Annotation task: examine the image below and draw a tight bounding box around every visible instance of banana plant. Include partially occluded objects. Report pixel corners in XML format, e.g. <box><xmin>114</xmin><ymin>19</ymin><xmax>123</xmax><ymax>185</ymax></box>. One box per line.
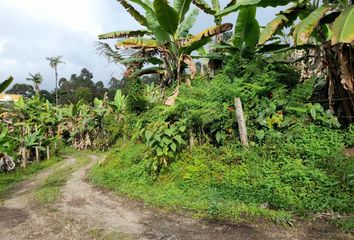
<box><xmin>197</xmin><ymin>0</ymin><xmax>302</xmax><ymax>54</ymax></box>
<box><xmin>109</xmin><ymin>89</ymin><xmax>127</xmax><ymax>116</ymax></box>
<box><xmin>191</xmin><ymin>4</ymin><xmax>261</xmax><ymax>65</ymax></box>
<box><xmin>258</xmin><ymin>0</ymin><xmax>354</xmax><ymax>121</ymax></box>
<box><xmin>98</xmin><ymin>0</ymin><xmax>232</xmax><ymax>90</ymax></box>
<box><xmin>216</xmin><ymin>0</ymin><xmax>300</xmax><ymax>17</ymax></box>
<box><xmin>191</xmin><ymin>0</ymin><xmax>231</xmax><ymax>32</ymax></box>
<box><xmin>190</xmin><ymin>0</ymin><xmax>286</xmax><ymax>66</ymax></box>
<box><xmin>258</xmin><ymin>1</ymin><xmax>353</xmax><ymax>47</ymax></box>
<box><xmin>0</xmin><ymin>125</ymin><xmax>16</xmax><ymax>157</ymax></box>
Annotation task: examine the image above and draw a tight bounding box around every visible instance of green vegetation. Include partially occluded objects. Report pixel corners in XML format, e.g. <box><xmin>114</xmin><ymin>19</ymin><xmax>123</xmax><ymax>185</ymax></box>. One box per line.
<box><xmin>90</xmin><ymin>57</ymin><xmax>353</xmax><ymax>227</ymax></box>
<box><xmin>89</xmin><ymin>228</ymin><xmax>134</xmax><ymax>240</ymax></box>
<box><xmin>34</xmin><ymin>166</ymin><xmax>72</xmax><ymax>204</ymax></box>
<box><xmin>33</xmin><ymin>151</ymin><xmax>93</xmax><ymax>205</ymax></box>
<box><xmin>332</xmin><ymin>216</ymin><xmax>354</xmax><ymax>234</ymax></box>
<box><xmin>0</xmin><ymin>156</ymin><xmax>60</xmax><ymax>202</ymax></box>
<box><xmin>1</xmin><ymin>0</ymin><xmax>353</xmax><ymax>235</ymax></box>
<box><xmin>0</xmin><ymin>76</ymin><xmax>13</xmax><ymax>94</ymax></box>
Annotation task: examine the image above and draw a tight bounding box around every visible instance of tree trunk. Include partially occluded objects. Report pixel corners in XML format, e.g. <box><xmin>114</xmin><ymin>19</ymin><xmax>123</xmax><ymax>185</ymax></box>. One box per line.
<box><xmin>55</xmin><ymin>67</ymin><xmax>58</xmax><ymax>106</ymax></box>
<box><xmin>35</xmin><ymin>83</ymin><xmax>40</xmax><ymax>95</ymax></box>
<box><xmin>324</xmin><ymin>43</ymin><xmax>354</xmax><ymax>123</ymax></box>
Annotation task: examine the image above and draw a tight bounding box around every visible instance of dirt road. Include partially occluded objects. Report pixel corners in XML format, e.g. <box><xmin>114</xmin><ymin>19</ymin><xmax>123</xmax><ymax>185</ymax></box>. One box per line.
<box><xmin>0</xmin><ymin>154</ymin><xmax>349</xmax><ymax>240</ymax></box>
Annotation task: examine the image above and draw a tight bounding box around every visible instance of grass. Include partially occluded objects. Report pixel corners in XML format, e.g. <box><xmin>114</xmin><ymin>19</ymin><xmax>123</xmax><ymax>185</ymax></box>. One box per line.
<box><xmin>89</xmin><ymin>142</ymin><xmax>295</xmax><ymax>225</ymax></box>
<box><xmin>89</xmin><ymin>126</ymin><xmax>353</xmax><ymax>228</ymax></box>
<box><xmin>0</xmin><ymin>147</ymin><xmax>96</xmax><ymax>205</ymax></box>
<box><xmin>33</xmin><ymin>166</ymin><xmax>73</xmax><ymax>204</ymax></box>
<box><xmin>331</xmin><ymin>216</ymin><xmax>354</xmax><ymax>235</ymax></box>
<box><xmin>33</xmin><ymin>150</ymin><xmax>94</xmax><ymax>205</ymax></box>
<box><xmin>0</xmin><ymin>156</ymin><xmax>61</xmax><ymax>203</ymax></box>
<box><xmin>89</xmin><ymin>228</ymin><xmax>135</xmax><ymax>240</ymax></box>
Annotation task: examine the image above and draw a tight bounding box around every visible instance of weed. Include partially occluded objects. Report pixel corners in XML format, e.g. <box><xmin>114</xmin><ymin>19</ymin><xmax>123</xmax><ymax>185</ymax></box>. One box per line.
<box><xmin>34</xmin><ymin>166</ymin><xmax>73</xmax><ymax>204</ymax></box>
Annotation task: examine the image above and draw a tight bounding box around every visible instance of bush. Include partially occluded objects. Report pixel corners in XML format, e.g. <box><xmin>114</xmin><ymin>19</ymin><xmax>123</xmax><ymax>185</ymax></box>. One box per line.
<box><xmin>91</xmin><ymin>121</ymin><xmax>353</xmax><ymax>222</ymax></box>
<box><xmin>90</xmin><ymin>54</ymin><xmax>353</xmax><ymax>224</ymax></box>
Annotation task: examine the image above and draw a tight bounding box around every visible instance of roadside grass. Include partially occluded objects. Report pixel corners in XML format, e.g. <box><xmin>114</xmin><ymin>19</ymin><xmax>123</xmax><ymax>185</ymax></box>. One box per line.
<box><xmin>89</xmin><ymin>133</ymin><xmax>353</xmax><ymax>228</ymax></box>
<box><xmin>0</xmin><ymin>156</ymin><xmax>61</xmax><ymax>203</ymax></box>
<box><xmin>33</xmin><ymin>150</ymin><xmax>98</xmax><ymax>205</ymax></box>
<box><xmin>331</xmin><ymin>216</ymin><xmax>354</xmax><ymax>235</ymax></box>
<box><xmin>89</xmin><ymin>228</ymin><xmax>135</xmax><ymax>240</ymax></box>
<box><xmin>33</xmin><ymin>166</ymin><xmax>73</xmax><ymax>204</ymax></box>
<box><xmin>89</xmin><ymin>142</ymin><xmax>294</xmax><ymax>225</ymax></box>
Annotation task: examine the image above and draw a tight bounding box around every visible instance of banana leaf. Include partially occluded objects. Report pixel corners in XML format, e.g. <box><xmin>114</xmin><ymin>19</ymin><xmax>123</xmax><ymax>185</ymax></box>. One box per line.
<box><xmin>294</xmin><ymin>5</ymin><xmax>332</xmax><ymax>45</ymax></box>
<box><xmin>98</xmin><ymin>30</ymin><xmax>151</xmax><ymax>39</ymax></box>
<box><xmin>0</xmin><ymin>76</ymin><xmax>13</xmax><ymax>94</ymax></box>
<box><xmin>331</xmin><ymin>5</ymin><xmax>354</xmax><ymax>44</ymax></box>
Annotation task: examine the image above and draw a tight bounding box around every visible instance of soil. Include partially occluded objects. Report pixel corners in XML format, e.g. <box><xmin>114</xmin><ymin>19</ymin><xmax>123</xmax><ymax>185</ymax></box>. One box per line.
<box><xmin>343</xmin><ymin>147</ymin><xmax>354</xmax><ymax>157</ymax></box>
<box><xmin>0</xmin><ymin>154</ymin><xmax>351</xmax><ymax>240</ymax></box>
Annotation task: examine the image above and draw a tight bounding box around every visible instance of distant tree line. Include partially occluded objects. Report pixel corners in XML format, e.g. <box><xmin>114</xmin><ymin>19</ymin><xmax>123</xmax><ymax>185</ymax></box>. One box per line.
<box><xmin>6</xmin><ymin>68</ymin><xmax>123</xmax><ymax>104</ymax></box>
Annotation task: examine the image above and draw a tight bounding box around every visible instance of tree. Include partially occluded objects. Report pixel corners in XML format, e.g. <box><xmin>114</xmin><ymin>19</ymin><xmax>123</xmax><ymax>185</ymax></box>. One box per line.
<box><xmin>98</xmin><ymin>0</ymin><xmax>232</xmax><ymax>89</ymax></box>
<box><xmin>39</xmin><ymin>90</ymin><xmax>55</xmax><ymax>103</ymax></box>
<box><xmin>46</xmin><ymin>56</ymin><xmax>65</xmax><ymax>106</ymax></box>
<box><xmin>56</xmin><ymin>68</ymin><xmax>108</xmax><ymax>104</ymax></box>
<box><xmin>190</xmin><ymin>0</ymin><xmax>294</xmax><ymax>74</ymax></box>
<box><xmin>6</xmin><ymin>83</ymin><xmax>34</xmax><ymax>98</ymax></box>
<box><xmin>26</xmin><ymin>73</ymin><xmax>43</xmax><ymax>95</ymax></box>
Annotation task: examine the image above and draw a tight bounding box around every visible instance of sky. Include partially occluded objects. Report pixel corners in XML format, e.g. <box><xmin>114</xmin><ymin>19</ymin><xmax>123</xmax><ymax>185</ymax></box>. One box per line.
<box><xmin>0</xmin><ymin>0</ymin><xmax>284</xmax><ymax>91</ymax></box>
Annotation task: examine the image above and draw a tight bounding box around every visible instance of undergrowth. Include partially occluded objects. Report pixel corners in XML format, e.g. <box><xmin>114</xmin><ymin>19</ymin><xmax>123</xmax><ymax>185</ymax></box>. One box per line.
<box><xmin>90</xmin><ymin>124</ymin><xmax>353</xmax><ymax>225</ymax></box>
<box><xmin>90</xmin><ymin>55</ymin><xmax>354</xmax><ymax>229</ymax></box>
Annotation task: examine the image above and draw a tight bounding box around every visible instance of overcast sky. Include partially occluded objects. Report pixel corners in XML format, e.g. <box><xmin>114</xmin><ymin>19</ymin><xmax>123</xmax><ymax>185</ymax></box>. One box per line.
<box><xmin>0</xmin><ymin>0</ymin><xmax>284</xmax><ymax>91</ymax></box>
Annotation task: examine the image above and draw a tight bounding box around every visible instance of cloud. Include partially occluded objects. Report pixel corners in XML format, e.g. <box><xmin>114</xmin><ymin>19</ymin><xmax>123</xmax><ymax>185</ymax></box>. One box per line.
<box><xmin>0</xmin><ymin>0</ymin><xmax>101</xmax><ymax>36</ymax></box>
<box><xmin>0</xmin><ymin>0</ymin><xmax>140</xmax><ymax>90</ymax></box>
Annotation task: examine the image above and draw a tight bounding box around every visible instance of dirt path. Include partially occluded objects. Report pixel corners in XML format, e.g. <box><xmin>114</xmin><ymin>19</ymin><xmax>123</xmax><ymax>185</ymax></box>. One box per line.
<box><xmin>0</xmin><ymin>154</ymin><xmax>350</xmax><ymax>240</ymax></box>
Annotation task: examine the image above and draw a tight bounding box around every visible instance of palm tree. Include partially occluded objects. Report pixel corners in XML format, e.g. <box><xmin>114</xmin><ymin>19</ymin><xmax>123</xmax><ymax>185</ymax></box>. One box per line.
<box><xmin>26</xmin><ymin>73</ymin><xmax>43</xmax><ymax>95</ymax></box>
<box><xmin>46</xmin><ymin>56</ymin><xmax>65</xmax><ymax>106</ymax></box>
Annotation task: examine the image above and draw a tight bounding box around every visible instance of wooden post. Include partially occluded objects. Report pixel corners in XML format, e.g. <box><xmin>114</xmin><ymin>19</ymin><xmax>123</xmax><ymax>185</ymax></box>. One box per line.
<box><xmin>35</xmin><ymin>147</ymin><xmax>39</xmax><ymax>163</ymax></box>
<box><xmin>46</xmin><ymin>146</ymin><xmax>50</xmax><ymax>160</ymax></box>
<box><xmin>234</xmin><ymin>98</ymin><xmax>248</xmax><ymax>147</ymax></box>
<box><xmin>21</xmin><ymin>148</ymin><xmax>27</xmax><ymax>168</ymax></box>
<box><xmin>21</xmin><ymin>126</ymin><xmax>27</xmax><ymax>168</ymax></box>
<box><xmin>189</xmin><ymin>129</ymin><xmax>194</xmax><ymax>149</ymax></box>
<box><xmin>35</xmin><ymin>125</ymin><xmax>40</xmax><ymax>163</ymax></box>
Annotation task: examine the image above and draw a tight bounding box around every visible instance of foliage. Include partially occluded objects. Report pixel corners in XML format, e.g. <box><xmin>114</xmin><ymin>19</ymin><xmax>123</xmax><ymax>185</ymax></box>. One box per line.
<box><xmin>90</xmin><ymin>122</ymin><xmax>353</xmax><ymax>223</ymax></box>
<box><xmin>89</xmin><ymin>51</ymin><xmax>353</xmax><ymax>226</ymax></box>
<box><xmin>1</xmin><ymin>0</ymin><xmax>353</xmax><ymax>230</ymax></box>
<box><xmin>58</xmin><ymin>68</ymin><xmax>108</xmax><ymax>105</ymax></box>
<box><xmin>142</xmin><ymin>119</ymin><xmax>187</xmax><ymax>175</ymax></box>
<box><xmin>98</xmin><ymin>0</ymin><xmax>232</xmax><ymax>85</ymax></box>
<box><xmin>5</xmin><ymin>83</ymin><xmax>35</xmax><ymax>98</ymax></box>
<box><xmin>258</xmin><ymin>0</ymin><xmax>354</xmax><ymax>120</ymax></box>
<box><xmin>26</xmin><ymin>73</ymin><xmax>43</xmax><ymax>95</ymax></box>
<box><xmin>0</xmin><ymin>76</ymin><xmax>13</xmax><ymax>94</ymax></box>
<box><xmin>0</xmin><ymin>88</ymin><xmax>126</xmax><ymax>172</ymax></box>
